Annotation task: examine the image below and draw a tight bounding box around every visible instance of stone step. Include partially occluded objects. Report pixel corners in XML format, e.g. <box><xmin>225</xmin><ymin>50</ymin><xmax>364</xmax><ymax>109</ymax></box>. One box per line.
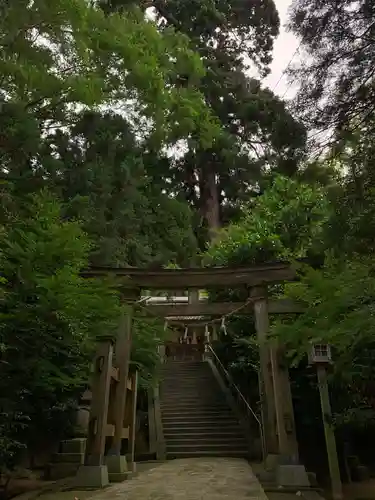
<box><xmin>162</xmin><ymin>378</ymin><xmax>212</xmax><ymax>382</ymax></box>
<box><xmin>161</xmin><ymin>409</ymin><xmax>233</xmax><ymax>418</ymax></box>
<box><xmin>164</xmin><ymin>435</ymin><xmax>245</xmax><ymax>445</ymax></box>
<box><xmin>162</xmin><ymin>365</ymin><xmax>207</xmax><ymax>370</ymax></box>
<box><xmin>162</xmin><ymin>364</ymin><xmax>210</xmax><ymax>367</ymax></box>
<box><xmin>161</xmin><ymin>405</ymin><xmax>230</xmax><ymax>412</ymax></box>
<box><xmin>161</xmin><ymin>401</ymin><xmax>228</xmax><ymax>407</ymax></box>
<box><xmin>160</xmin><ymin>360</ymin><xmax>250</xmax><ymax>460</ymax></box>
<box><xmin>161</xmin><ymin>400</ymin><xmax>226</xmax><ymax>406</ymax></box>
<box><xmin>161</xmin><ymin>394</ymin><xmax>220</xmax><ymax>400</ymax></box>
<box><xmin>163</xmin><ymin>426</ymin><xmax>243</xmax><ymax>435</ymax></box>
<box><xmin>161</xmin><ymin>396</ymin><xmax>224</xmax><ymax>402</ymax></box>
<box><xmin>161</xmin><ymin>371</ymin><xmax>212</xmax><ymax>376</ymax></box>
<box><xmin>46</xmin><ymin>462</ymin><xmax>80</xmax><ymax>480</ymax></box>
<box><xmin>161</xmin><ymin>403</ymin><xmax>226</xmax><ymax>408</ymax></box>
<box><xmin>162</xmin><ymin>413</ymin><xmax>238</xmax><ymax>422</ymax></box>
<box><xmin>161</xmin><ymin>388</ymin><xmax>217</xmax><ymax>393</ymax></box>
<box><xmin>162</xmin><ymin>373</ymin><xmax>213</xmax><ymax>377</ymax></box>
<box><xmin>161</xmin><ymin>383</ymin><xmax>216</xmax><ymax>389</ymax></box>
<box><xmin>163</xmin><ymin>426</ymin><xmax>243</xmax><ymax>437</ymax></box>
<box><xmin>162</xmin><ymin>362</ymin><xmax>208</xmax><ymax>365</ymax></box>
<box><xmin>166</xmin><ymin>449</ymin><xmax>249</xmax><ymax>459</ymax></box>
<box><xmin>166</xmin><ymin>442</ymin><xmax>248</xmax><ymax>451</ymax></box>
<box><xmin>161</xmin><ymin>389</ymin><xmax>218</xmax><ymax>394</ymax></box>
<box><xmin>61</xmin><ymin>438</ymin><xmax>86</xmax><ymax>454</ymax></box>
<box><xmin>52</xmin><ymin>453</ymin><xmax>84</xmax><ymax>464</ymax></box>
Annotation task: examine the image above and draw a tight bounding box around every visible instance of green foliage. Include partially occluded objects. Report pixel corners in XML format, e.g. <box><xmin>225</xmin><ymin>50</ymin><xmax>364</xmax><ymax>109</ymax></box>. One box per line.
<box><xmin>206</xmin><ymin>176</ymin><xmax>329</xmax><ymax>266</ymax></box>
<box><xmin>272</xmin><ymin>257</ymin><xmax>375</xmax><ymax>427</ymax></box>
<box><xmin>0</xmin><ymin>0</ymin><xmax>220</xmax><ymax>148</ymax></box>
<box><xmin>52</xmin><ymin>110</ymin><xmax>198</xmax><ymax>267</ymax></box>
<box><xmin>203</xmin><ymin>176</ymin><xmax>329</xmax><ymax>390</ymax></box>
<box><xmin>0</xmin><ymin>191</ymin><xmax>122</xmax><ymax>468</ymax></box>
<box><xmin>288</xmin><ymin>0</ymin><xmax>375</xmax><ymax>143</ymax></box>
<box><xmin>117</xmin><ymin>0</ymin><xmax>308</xmax><ymax>243</ymax></box>
<box><xmin>132</xmin><ymin>313</ymin><xmax>168</xmax><ymax>388</ymax></box>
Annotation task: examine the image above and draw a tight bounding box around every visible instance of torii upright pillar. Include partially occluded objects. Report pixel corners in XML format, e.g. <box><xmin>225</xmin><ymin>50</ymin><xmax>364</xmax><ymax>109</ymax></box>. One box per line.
<box><xmin>106</xmin><ymin>290</ymin><xmax>137</xmax><ymax>482</ymax></box>
<box><xmin>253</xmin><ymin>287</ymin><xmax>309</xmax><ymax>486</ymax></box>
<box><xmin>75</xmin><ymin>338</ymin><xmax>114</xmax><ymax>488</ymax></box>
<box><xmin>253</xmin><ymin>289</ymin><xmax>278</xmax><ymax>456</ymax></box>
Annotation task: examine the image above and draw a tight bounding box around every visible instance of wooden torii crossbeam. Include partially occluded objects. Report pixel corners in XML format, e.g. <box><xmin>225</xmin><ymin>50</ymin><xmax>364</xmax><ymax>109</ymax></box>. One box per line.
<box><xmin>146</xmin><ymin>298</ymin><xmax>304</xmax><ymax>318</ymax></box>
<box><xmin>82</xmin><ymin>261</ymin><xmax>296</xmax><ymax>288</ymax></box>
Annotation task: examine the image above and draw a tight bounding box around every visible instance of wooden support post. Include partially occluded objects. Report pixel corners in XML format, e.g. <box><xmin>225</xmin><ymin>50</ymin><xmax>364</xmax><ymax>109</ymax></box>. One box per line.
<box><xmin>188</xmin><ymin>289</ymin><xmax>199</xmax><ymax>303</ymax></box>
<box><xmin>317</xmin><ymin>365</ymin><xmax>343</xmax><ymax>500</ymax></box>
<box><xmin>253</xmin><ymin>288</ymin><xmax>300</xmax><ymax>463</ymax></box>
<box><xmin>253</xmin><ymin>291</ymin><xmax>278</xmax><ymax>456</ymax></box>
<box><xmin>212</xmin><ymin>324</ymin><xmax>218</xmax><ymax>342</ymax></box>
<box><xmin>128</xmin><ymin>371</ymin><xmax>138</xmax><ymax>471</ymax></box>
<box><xmin>110</xmin><ymin>307</ymin><xmax>133</xmax><ymax>455</ymax></box>
<box><xmin>85</xmin><ymin>339</ymin><xmax>114</xmax><ymax>466</ymax></box>
<box><xmin>269</xmin><ymin>343</ymin><xmax>299</xmax><ymax>462</ymax></box>
<box><xmin>277</xmin><ymin>345</ymin><xmax>299</xmax><ymax>463</ymax></box>
<box><xmin>158</xmin><ymin>344</ymin><xmax>166</xmax><ymax>362</ymax></box>
<box><xmin>154</xmin><ymin>384</ymin><xmax>166</xmax><ymax>460</ymax></box>
<box><xmin>147</xmin><ymin>387</ymin><xmax>157</xmax><ymax>455</ymax></box>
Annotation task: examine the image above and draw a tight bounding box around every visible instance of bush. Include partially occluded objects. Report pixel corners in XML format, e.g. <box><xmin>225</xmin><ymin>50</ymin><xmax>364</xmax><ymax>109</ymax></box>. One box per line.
<box><xmin>0</xmin><ymin>191</ymin><xmax>122</xmax><ymax>471</ymax></box>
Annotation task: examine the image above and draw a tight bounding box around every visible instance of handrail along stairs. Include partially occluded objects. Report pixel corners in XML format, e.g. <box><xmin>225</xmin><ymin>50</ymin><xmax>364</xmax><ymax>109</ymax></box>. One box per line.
<box><xmin>206</xmin><ymin>344</ymin><xmax>266</xmax><ymax>460</ymax></box>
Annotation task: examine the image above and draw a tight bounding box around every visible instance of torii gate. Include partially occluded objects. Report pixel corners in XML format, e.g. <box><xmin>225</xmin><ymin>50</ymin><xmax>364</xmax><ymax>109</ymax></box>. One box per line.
<box><xmin>76</xmin><ymin>261</ymin><xmax>307</xmax><ymax>487</ymax></box>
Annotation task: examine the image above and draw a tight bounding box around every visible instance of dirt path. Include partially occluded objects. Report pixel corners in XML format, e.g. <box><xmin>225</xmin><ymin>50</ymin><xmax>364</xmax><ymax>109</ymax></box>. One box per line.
<box><xmin>89</xmin><ymin>457</ymin><xmax>268</xmax><ymax>500</ymax></box>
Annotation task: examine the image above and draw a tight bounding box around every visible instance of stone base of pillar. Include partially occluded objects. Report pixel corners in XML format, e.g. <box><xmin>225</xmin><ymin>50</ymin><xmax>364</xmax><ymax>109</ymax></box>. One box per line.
<box><xmin>264</xmin><ymin>453</ymin><xmax>294</xmax><ymax>471</ymax></box>
<box><xmin>277</xmin><ymin>464</ymin><xmax>310</xmax><ymax>487</ymax></box>
<box><xmin>105</xmin><ymin>455</ymin><xmax>128</xmax><ymax>474</ymax></box>
<box><xmin>74</xmin><ymin>465</ymin><xmax>109</xmax><ymax>488</ymax></box>
<box><xmin>128</xmin><ymin>460</ymin><xmax>136</xmax><ymax>473</ymax></box>
<box><xmin>105</xmin><ymin>455</ymin><xmax>137</xmax><ymax>483</ymax></box>
<box><xmin>261</xmin><ymin>454</ymin><xmax>310</xmax><ymax>488</ymax></box>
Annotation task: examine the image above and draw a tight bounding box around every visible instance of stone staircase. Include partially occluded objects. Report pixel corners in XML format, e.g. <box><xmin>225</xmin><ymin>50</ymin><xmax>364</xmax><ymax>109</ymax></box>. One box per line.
<box><xmin>160</xmin><ymin>360</ymin><xmax>250</xmax><ymax>459</ymax></box>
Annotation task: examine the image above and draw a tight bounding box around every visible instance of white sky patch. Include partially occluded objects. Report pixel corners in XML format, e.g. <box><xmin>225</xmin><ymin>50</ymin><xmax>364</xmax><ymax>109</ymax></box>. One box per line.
<box><xmin>262</xmin><ymin>0</ymin><xmax>300</xmax><ymax>100</ymax></box>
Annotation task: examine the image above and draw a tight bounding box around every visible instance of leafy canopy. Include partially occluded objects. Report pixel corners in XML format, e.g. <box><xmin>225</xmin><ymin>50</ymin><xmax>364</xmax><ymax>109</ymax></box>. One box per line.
<box><xmin>0</xmin><ymin>190</ymin><xmax>122</xmax><ymax>468</ymax></box>
<box><xmin>206</xmin><ymin>176</ymin><xmax>329</xmax><ymax>267</ymax></box>
<box><xmin>0</xmin><ymin>0</ymin><xmax>220</xmax><ymax>150</ymax></box>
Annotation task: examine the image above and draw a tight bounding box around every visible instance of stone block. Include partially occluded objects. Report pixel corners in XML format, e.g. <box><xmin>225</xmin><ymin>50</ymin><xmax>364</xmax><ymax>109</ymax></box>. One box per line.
<box><xmin>307</xmin><ymin>471</ymin><xmax>318</xmax><ymax>487</ymax></box>
<box><xmin>129</xmin><ymin>461</ymin><xmax>136</xmax><ymax>473</ymax></box>
<box><xmin>300</xmin><ymin>491</ymin><xmax>325</xmax><ymax>500</ymax></box>
<box><xmin>264</xmin><ymin>454</ymin><xmax>291</xmax><ymax>471</ymax></box>
<box><xmin>264</xmin><ymin>454</ymin><xmax>280</xmax><ymax>471</ymax></box>
<box><xmin>105</xmin><ymin>455</ymin><xmax>128</xmax><ymax>474</ymax></box>
<box><xmin>256</xmin><ymin>470</ymin><xmax>276</xmax><ymax>485</ymax></box>
<box><xmin>355</xmin><ymin>465</ymin><xmax>370</xmax><ymax>481</ymax></box>
<box><xmin>74</xmin><ymin>465</ymin><xmax>109</xmax><ymax>489</ymax></box>
<box><xmin>46</xmin><ymin>462</ymin><xmax>80</xmax><ymax>480</ymax></box>
<box><xmin>53</xmin><ymin>453</ymin><xmax>84</xmax><ymax>464</ymax></box>
<box><xmin>61</xmin><ymin>438</ymin><xmax>86</xmax><ymax>455</ymax></box>
<box><xmin>276</xmin><ymin>464</ymin><xmax>310</xmax><ymax>487</ymax></box>
<box><xmin>108</xmin><ymin>471</ymin><xmax>137</xmax><ymax>483</ymax></box>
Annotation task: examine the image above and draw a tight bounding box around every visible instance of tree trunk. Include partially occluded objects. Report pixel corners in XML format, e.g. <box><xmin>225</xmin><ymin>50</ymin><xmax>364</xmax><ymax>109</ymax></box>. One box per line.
<box><xmin>200</xmin><ymin>163</ymin><xmax>220</xmax><ymax>243</ymax></box>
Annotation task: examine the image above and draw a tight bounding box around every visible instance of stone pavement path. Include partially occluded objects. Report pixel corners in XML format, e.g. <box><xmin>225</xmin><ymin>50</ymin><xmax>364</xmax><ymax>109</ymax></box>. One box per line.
<box><xmin>91</xmin><ymin>457</ymin><xmax>268</xmax><ymax>500</ymax></box>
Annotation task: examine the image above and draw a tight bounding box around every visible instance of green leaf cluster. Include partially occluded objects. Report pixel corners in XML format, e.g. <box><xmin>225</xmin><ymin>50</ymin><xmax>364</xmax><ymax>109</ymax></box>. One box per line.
<box><xmin>205</xmin><ymin>175</ymin><xmax>329</xmax><ymax>266</ymax></box>
<box><xmin>0</xmin><ymin>191</ymin><xmax>122</xmax><ymax>469</ymax></box>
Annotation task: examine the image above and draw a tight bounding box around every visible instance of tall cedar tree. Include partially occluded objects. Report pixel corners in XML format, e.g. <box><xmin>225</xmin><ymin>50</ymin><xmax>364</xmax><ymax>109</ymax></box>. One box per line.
<box><xmin>104</xmin><ymin>0</ymin><xmax>307</xmax><ymax>244</ymax></box>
